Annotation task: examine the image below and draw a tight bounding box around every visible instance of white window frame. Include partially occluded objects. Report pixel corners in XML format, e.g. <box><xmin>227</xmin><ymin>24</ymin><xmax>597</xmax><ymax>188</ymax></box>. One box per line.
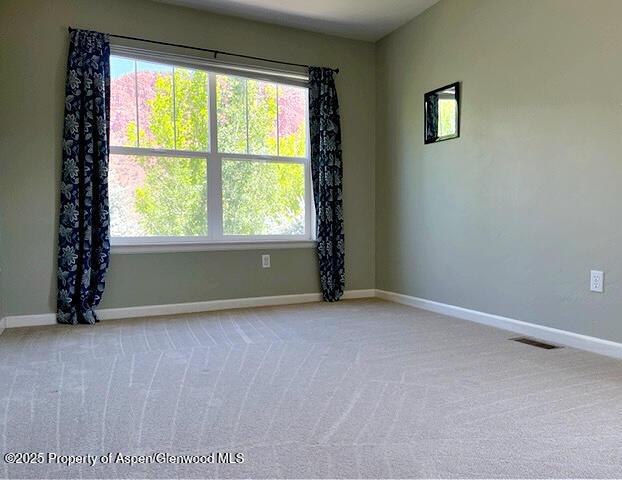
<box><xmin>109</xmin><ymin>46</ymin><xmax>315</xmax><ymax>253</ymax></box>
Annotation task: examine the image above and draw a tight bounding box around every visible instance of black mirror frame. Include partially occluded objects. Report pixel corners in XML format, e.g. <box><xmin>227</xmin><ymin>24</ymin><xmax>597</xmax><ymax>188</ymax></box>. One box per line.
<box><xmin>424</xmin><ymin>81</ymin><xmax>461</xmax><ymax>145</ymax></box>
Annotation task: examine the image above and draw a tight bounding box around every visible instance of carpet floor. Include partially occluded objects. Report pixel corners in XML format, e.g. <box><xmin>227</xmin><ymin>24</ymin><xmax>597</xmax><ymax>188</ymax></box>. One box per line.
<box><xmin>1</xmin><ymin>299</ymin><xmax>622</xmax><ymax>478</ymax></box>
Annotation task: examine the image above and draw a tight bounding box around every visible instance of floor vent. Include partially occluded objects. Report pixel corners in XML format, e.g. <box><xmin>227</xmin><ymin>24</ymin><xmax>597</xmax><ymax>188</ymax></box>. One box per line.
<box><xmin>510</xmin><ymin>337</ymin><xmax>561</xmax><ymax>350</ymax></box>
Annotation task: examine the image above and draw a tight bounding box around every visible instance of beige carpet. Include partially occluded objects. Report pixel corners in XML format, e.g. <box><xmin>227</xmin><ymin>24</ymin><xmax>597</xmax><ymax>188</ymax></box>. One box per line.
<box><xmin>1</xmin><ymin>298</ymin><xmax>622</xmax><ymax>479</ymax></box>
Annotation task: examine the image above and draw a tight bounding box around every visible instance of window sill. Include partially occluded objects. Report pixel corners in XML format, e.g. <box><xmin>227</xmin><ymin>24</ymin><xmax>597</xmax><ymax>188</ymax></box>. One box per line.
<box><xmin>111</xmin><ymin>240</ymin><xmax>317</xmax><ymax>254</ymax></box>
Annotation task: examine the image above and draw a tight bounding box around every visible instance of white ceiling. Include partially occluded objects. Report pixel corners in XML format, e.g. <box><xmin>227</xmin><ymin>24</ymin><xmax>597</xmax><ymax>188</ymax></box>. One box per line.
<box><xmin>157</xmin><ymin>0</ymin><xmax>440</xmax><ymax>41</ymax></box>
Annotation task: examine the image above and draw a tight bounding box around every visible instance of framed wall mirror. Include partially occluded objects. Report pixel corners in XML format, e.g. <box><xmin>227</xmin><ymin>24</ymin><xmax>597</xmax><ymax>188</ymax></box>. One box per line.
<box><xmin>424</xmin><ymin>82</ymin><xmax>460</xmax><ymax>144</ymax></box>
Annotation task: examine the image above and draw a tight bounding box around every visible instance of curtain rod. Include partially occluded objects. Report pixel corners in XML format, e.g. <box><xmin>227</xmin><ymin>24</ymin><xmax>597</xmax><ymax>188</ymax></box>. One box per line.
<box><xmin>68</xmin><ymin>27</ymin><xmax>339</xmax><ymax>74</ymax></box>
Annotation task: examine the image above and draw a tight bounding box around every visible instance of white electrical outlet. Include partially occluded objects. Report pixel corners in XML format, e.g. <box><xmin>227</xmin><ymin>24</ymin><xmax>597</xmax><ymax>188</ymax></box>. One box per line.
<box><xmin>590</xmin><ymin>270</ymin><xmax>604</xmax><ymax>293</ymax></box>
<box><xmin>262</xmin><ymin>254</ymin><xmax>271</xmax><ymax>268</ymax></box>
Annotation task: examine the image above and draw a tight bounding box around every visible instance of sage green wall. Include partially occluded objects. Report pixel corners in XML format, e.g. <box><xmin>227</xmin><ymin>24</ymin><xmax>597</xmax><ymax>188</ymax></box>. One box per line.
<box><xmin>376</xmin><ymin>0</ymin><xmax>622</xmax><ymax>341</ymax></box>
<box><xmin>0</xmin><ymin>0</ymin><xmax>375</xmax><ymax>315</ymax></box>
<box><xmin>7</xmin><ymin>0</ymin><xmax>620</xmax><ymax>344</ymax></box>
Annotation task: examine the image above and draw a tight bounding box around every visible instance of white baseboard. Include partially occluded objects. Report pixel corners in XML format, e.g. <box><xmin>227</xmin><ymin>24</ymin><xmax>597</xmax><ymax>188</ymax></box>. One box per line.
<box><xmin>375</xmin><ymin>289</ymin><xmax>622</xmax><ymax>360</ymax></box>
<box><xmin>4</xmin><ymin>287</ymin><xmax>621</xmax><ymax>361</ymax></box>
<box><xmin>342</xmin><ymin>289</ymin><xmax>377</xmax><ymax>299</ymax></box>
<box><xmin>1</xmin><ymin>289</ymin><xmax>375</xmax><ymax>329</ymax></box>
<box><xmin>4</xmin><ymin>313</ymin><xmax>56</xmax><ymax>329</ymax></box>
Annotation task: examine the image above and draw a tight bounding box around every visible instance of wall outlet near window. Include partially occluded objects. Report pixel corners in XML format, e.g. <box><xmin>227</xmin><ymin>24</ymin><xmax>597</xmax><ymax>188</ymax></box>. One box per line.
<box><xmin>590</xmin><ymin>270</ymin><xmax>604</xmax><ymax>293</ymax></box>
<box><xmin>262</xmin><ymin>254</ymin><xmax>271</xmax><ymax>268</ymax></box>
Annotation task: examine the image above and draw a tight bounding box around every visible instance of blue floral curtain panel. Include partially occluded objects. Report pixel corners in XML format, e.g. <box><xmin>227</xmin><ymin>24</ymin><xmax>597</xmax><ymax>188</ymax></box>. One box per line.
<box><xmin>308</xmin><ymin>67</ymin><xmax>345</xmax><ymax>302</ymax></box>
<box><xmin>57</xmin><ymin>28</ymin><xmax>111</xmax><ymax>325</ymax></box>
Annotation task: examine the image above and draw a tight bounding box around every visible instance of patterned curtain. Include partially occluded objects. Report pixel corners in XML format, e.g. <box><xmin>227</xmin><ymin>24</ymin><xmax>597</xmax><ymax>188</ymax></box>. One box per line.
<box><xmin>425</xmin><ymin>93</ymin><xmax>439</xmax><ymax>142</ymax></box>
<box><xmin>308</xmin><ymin>67</ymin><xmax>345</xmax><ymax>302</ymax></box>
<box><xmin>57</xmin><ymin>29</ymin><xmax>111</xmax><ymax>325</ymax></box>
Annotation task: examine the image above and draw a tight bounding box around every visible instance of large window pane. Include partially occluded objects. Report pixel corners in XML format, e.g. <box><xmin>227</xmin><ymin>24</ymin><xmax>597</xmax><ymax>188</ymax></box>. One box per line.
<box><xmin>222</xmin><ymin>160</ymin><xmax>305</xmax><ymax>235</ymax></box>
<box><xmin>110</xmin><ymin>56</ymin><xmax>137</xmax><ymax>147</ymax></box>
<box><xmin>136</xmin><ymin>61</ymin><xmax>174</xmax><ymax>149</ymax></box>
<box><xmin>174</xmin><ymin>67</ymin><xmax>209</xmax><ymax>151</ymax></box>
<box><xmin>278</xmin><ymin>85</ymin><xmax>307</xmax><ymax>157</ymax></box>
<box><xmin>217</xmin><ymin>75</ymin><xmax>247</xmax><ymax>154</ymax></box>
<box><xmin>109</xmin><ymin>53</ymin><xmax>312</xmax><ymax>242</ymax></box>
<box><xmin>248</xmin><ymin>80</ymin><xmax>277</xmax><ymax>155</ymax></box>
<box><xmin>109</xmin><ymin>154</ymin><xmax>207</xmax><ymax>237</ymax></box>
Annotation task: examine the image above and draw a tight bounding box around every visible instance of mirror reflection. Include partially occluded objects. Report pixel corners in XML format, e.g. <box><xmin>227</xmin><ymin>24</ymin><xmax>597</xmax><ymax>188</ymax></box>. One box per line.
<box><xmin>424</xmin><ymin>82</ymin><xmax>460</xmax><ymax>144</ymax></box>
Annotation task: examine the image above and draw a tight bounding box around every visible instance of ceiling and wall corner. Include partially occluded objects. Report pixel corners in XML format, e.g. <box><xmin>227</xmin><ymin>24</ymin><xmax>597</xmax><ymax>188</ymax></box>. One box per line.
<box><xmin>156</xmin><ymin>0</ymin><xmax>441</xmax><ymax>41</ymax></box>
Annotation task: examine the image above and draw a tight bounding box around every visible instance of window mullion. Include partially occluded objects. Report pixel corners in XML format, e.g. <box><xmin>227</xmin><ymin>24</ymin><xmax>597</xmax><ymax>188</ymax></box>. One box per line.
<box><xmin>304</xmin><ymin>91</ymin><xmax>313</xmax><ymax>239</ymax></box>
<box><xmin>109</xmin><ymin>146</ymin><xmax>208</xmax><ymax>158</ymax></box>
<box><xmin>220</xmin><ymin>154</ymin><xmax>305</xmax><ymax>164</ymax></box>
<box><xmin>207</xmin><ymin>72</ymin><xmax>223</xmax><ymax>240</ymax></box>
<box><xmin>172</xmin><ymin>66</ymin><xmax>177</xmax><ymax>149</ymax></box>
<box><xmin>276</xmin><ymin>84</ymin><xmax>280</xmax><ymax>157</ymax></box>
<box><xmin>245</xmin><ymin>79</ymin><xmax>249</xmax><ymax>154</ymax></box>
<box><xmin>134</xmin><ymin>60</ymin><xmax>139</xmax><ymax>147</ymax></box>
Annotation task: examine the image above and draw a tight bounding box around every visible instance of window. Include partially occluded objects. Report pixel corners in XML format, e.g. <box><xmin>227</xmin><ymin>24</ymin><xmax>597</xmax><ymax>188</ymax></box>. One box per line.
<box><xmin>109</xmin><ymin>50</ymin><xmax>312</xmax><ymax>249</ymax></box>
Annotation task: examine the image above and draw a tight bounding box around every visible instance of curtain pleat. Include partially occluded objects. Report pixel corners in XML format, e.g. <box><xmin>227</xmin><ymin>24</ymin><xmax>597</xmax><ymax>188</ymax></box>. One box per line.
<box><xmin>57</xmin><ymin>28</ymin><xmax>111</xmax><ymax>325</ymax></box>
<box><xmin>308</xmin><ymin>67</ymin><xmax>345</xmax><ymax>302</ymax></box>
